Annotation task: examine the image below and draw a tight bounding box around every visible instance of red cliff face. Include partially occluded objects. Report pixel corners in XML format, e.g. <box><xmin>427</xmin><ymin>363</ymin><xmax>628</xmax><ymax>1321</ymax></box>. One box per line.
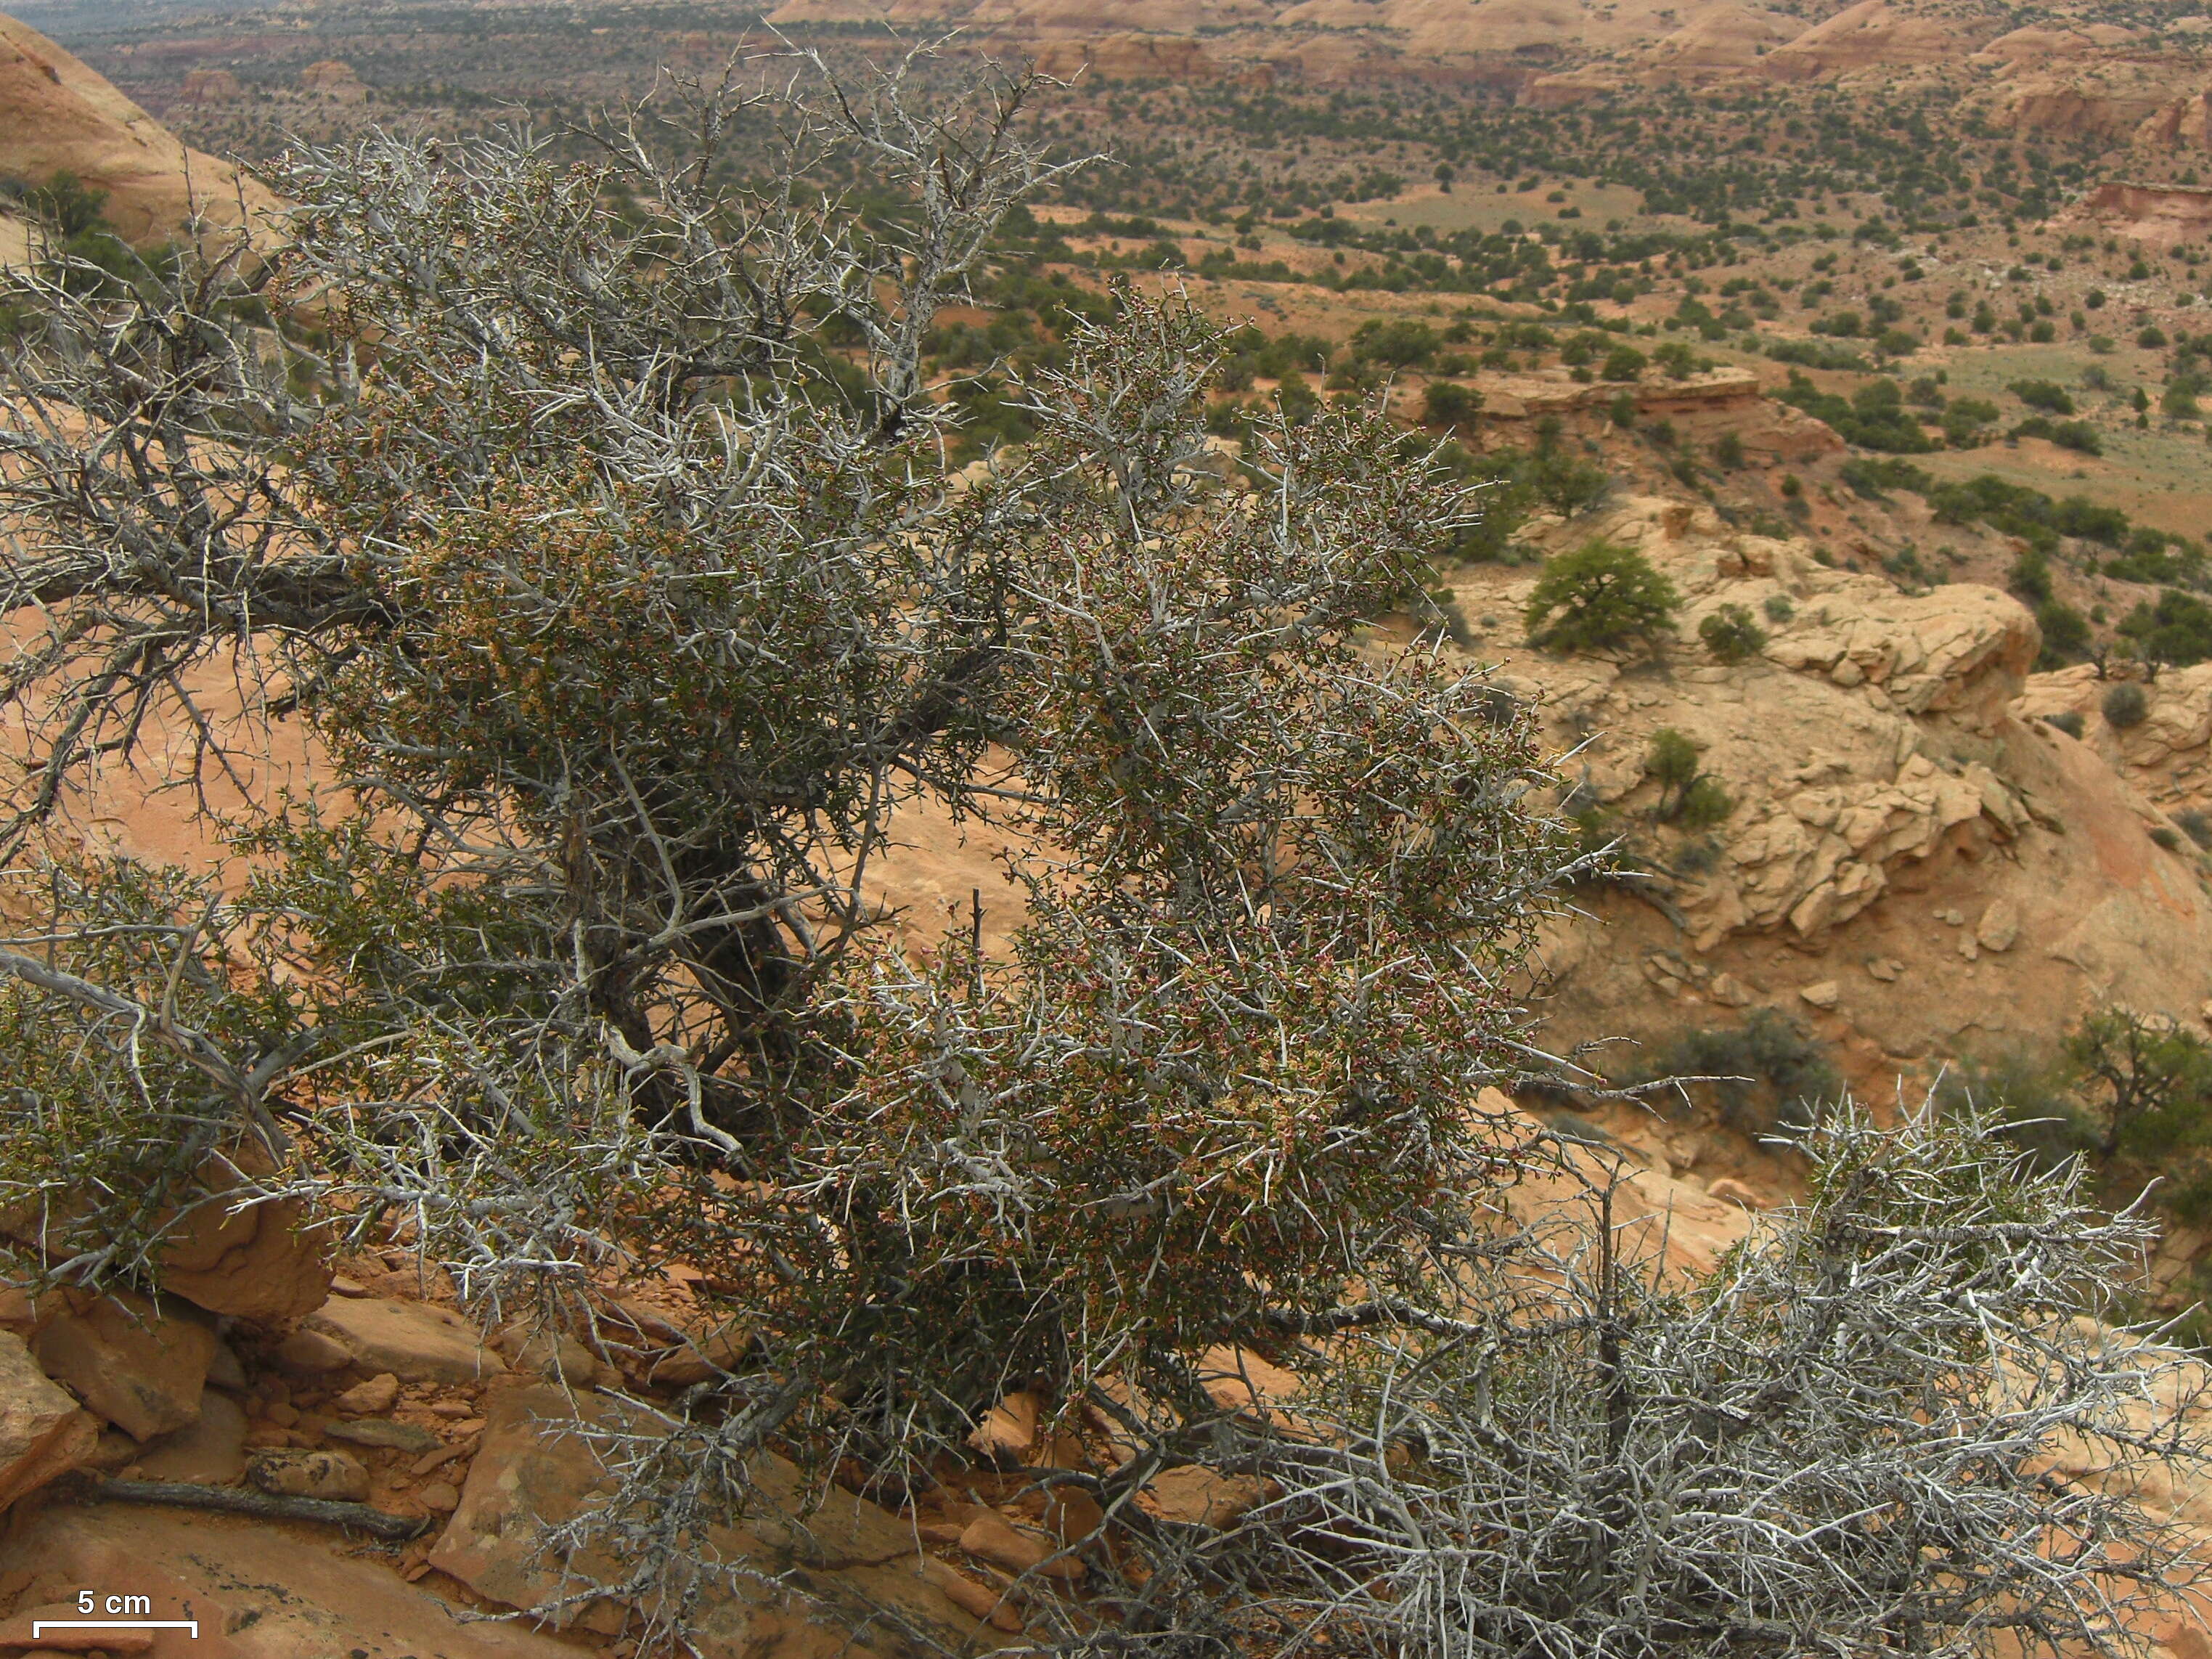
<box><xmin>2080</xmin><ymin>179</ymin><xmax>2212</xmax><ymax>248</ymax></box>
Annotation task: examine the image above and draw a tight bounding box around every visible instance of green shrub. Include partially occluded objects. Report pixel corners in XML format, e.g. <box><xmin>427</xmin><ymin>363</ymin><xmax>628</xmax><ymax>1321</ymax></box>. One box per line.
<box><xmin>12</xmin><ymin>170</ymin><xmax>109</xmax><ymax>238</ymax></box>
<box><xmin>2008</xmin><ymin>548</ymin><xmax>2053</xmax><ymax>603</ymax></box>
<box><xmin>1423</xmin><ymin>380</ymin><xmax>1482</xmax><ymax>428</ymax></box>
<box><xmin>1710</xmin><ymin>430</ymin><xmax>1745</xmax><ymax>470</ymax></box>
<box><xmin>1941</xmin><ymin>397</ymin><xmax>1999</xmax><ymax>447</ymax></box>
<box><xmin>1352</xmin><ymin>317</ymin><xmax>1440</xmax><ymax>368</ymax></box>
<box><xmin>1444</xmin><ymin>466</ymin><xmax>1533</xmax><ymax>564</ymax></box>
<box><xmin>1674</xmin><ymin>833</ymin><xmax>1723</xmax><ymax>876</ymax></box>
<box><xmin>1697</xmin><ymin>603</ymin><xmax>1768</xmax><ymax>664</ymax></box>
<box><xmin>2009</xmin><ymin>416</ymin><xmax>2103</xmax><ymax>455</ymax></box>
<box><xmin>2180</xmin><ymin>808</ymin><xmax>2212</xmax><ymax>849</ymax></box>
<box><xmin>1945</xmin><ymin>1010</ymin><xmax>2212</xmax><ymax>1223</ymax></box>
<box><xmin>1523</xmin><ymin>447</ymin><xmax>1613</xmax><ymax>518</ymax></box>
<box><xmin>2103</xmin><ymin>681</ymin><xmax>2150</xmax><ymax>728</ymax></box>
<box><xmin>1600</xmin><ymin>344</ymin><xmax>1647</xmax><ymax>382</ymax></box>
<box><xmin>1926</xmin><ymin>474</ymin><xmax>2130</xmax><ymax>551</ymax></box>
<box><xmin>1525</xmin><ymin>539</ymin><xmax>1681</xmax><ymax>655</ymax></box>
<box><xmin>1777</xmin><ymin>372</ymin><xmax>1934</xmax><ymax>454</ymax></box>
<box><xmin>2035</xmin><ymin>600</ymin><xmax>2091</xmax><ymax>669</ymax></box>
<box><xmin>1840</xmin><ymin>457</ymin><xmax>1931</xmax><ymax>500</ymax></box>
<box><xmin>2046</xmin><ymin>709</ymin><xmax>2086</xmax><ymax>738</ymax></box>
<box><xmin>1644</xmin><ymin>727</ymin><xmax>1734</xmax><ymax>828</ymax></box>
<box><xmin>1933</xmin><ymin>1045</ymin><xmax>2095</xmax><ymax>1174</ymax></box>
<box><xmin>1628</xmin><ymin>1009</ymin><xmax>1842</xmax><ymax>1136</ymax></box>
<box><xmin>2119</xmin><ymin>589</ymin><xmax>2212</xmax><ymax>668</ymax></box>
<box><xmin>2009</xmin><ymin>378</ymin><xmax>2076</xmax><ymax>415</ymax></box>
<box><xmin>1766</xmin><ymin>337</ymin><xmax>1869</xmax><ymax>372</ymax></box>
<box><xmin>1677</xmin><ymin>774</ymin><xmax>1734</xmax><ymax>829</ymax></box>
<box><xmin>1646</xmin><ymin>727</ymin><xmax>1699</xmax><ymax>809</ymax></box>
<box><xmin>1763</xmin><ymin>594</ymin><xmax>1795</xmax><ymax>624</ymax></box>
<box><xmin>2067</xmin><ymin>1009</ymin><xmax>2212</xmax><ymax>1223</ymax></box>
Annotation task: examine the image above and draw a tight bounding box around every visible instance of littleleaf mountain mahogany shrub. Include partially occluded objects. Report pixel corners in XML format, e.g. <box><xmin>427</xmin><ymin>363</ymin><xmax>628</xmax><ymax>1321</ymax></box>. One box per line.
<box><xmin>2</xmin><ymin>55</ymin><xmax>2209</xmax><ymax>1659</ymax></box>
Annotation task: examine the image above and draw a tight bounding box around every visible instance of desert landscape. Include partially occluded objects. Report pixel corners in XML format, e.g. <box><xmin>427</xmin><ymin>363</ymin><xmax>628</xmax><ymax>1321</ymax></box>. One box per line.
<box><xmin>8</xmin><ymin>0</ymin><xmax>2212</xmax><ymax>1652</ymax></box>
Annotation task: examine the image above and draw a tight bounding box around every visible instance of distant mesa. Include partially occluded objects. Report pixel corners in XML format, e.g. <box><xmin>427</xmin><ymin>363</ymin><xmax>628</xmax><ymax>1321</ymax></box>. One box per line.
<box><xmin>0</xmin><ymin>9</ymin><xmax>282</xmax><ymax>247</ymax></box>
<box><xmin>181</xmin><ymin>67</ymin><xmax>242</xmax><ymax>104</ymax></box>
<box><xmin>1641</xmin><ymin>4</ymin><xmax>1791</xmax><ymax>85</ymax></box>
<box><xmin>1517</xmin><ymin>0</ymin><xmax>2022</xmax><ymax>106</ymax></box>
<box><xmin>1033</xmin><ymin>33</ymin><xmax>1270</xmax><ymax>84</ymax></box>
<box><xmin>299</xmin><ymin>58</ymin><xmax>364</xmax><ymax>99</ymax></box>
<box><xmin>1758</xmin><ymin>0</ymin><xmax>1993</xmax><ymax>83</ymax></box>
<box><xmin>759</xmin><ymin>0</ymin><xmax>2212</xmax><ymax>97</ymax></box>
<box><xmin>1970</xmin><ymin>22</ymin><xmax>2141</xmax><ymax>65</ymax></box>
<box><xmin>764</xmin><ymin>0</ymin><xmax>1273</xmax><ymax>30</ymax></box>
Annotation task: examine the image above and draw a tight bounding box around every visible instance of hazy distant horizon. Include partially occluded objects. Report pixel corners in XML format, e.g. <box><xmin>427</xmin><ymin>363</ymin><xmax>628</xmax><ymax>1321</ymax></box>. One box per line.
<box><xmin>14</xmin><ymin>0</ymin><xmax>259</xmax><ymax>39</ymax></box>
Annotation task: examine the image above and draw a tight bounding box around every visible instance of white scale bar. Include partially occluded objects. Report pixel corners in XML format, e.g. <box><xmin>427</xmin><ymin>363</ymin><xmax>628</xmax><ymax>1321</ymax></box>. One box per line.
<box><xmin>33</xmin><ymin>1621</ymin><xmax>200</xmax><ymax>1635</ymax></box>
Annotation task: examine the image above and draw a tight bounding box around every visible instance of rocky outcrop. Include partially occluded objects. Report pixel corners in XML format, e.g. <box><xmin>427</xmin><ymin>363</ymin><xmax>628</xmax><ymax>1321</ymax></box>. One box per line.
<box><xmin>2017</xmin><ymin>663</ymin><xmax>2212</xmax><ymax>821</ymax></box>
<box><xmin>149</xmin><ymin>1154</ymin><xmax>332</xmax><ymax>1325</ymax></box>
<box><xmin>430</xmin><ymin>1383</ymin><xmax>1021</xmax><ymax>1653</ymax></box>
<box><xmin>1</xmin><ymin>1145</ymin><xmax>331</xmax><ymax>1327</ymax></box>
<box><xmin>1520</xmin><ymin>68</ymin><xmax>1617</xmax><ymax>106</ymax></box>
<box><xmin>867</xmin><ymin>493</ymin><xmax>2212</xmax><ymax>1181</ymax></box>
<box><xmin>1487</xmin><ymin>1089</ymin><xmax>1757</xmax><ymax>1276</ymax></box>
<box><xmin>0</xmin><ymin>10</ymin><xmax>281</xmax><ymax>247</ymax></box>
<box><xmin>871</xmin><ymin>491</ymin><xmax>2212</xmax><ymax>1170</ymax></box>
<box><xmin>298</xmin><ymin>1295</ymin><xmax>508</xmax><ymax>1386</ymax></box>
<box><xmin>2002</xmin><ymin>78</ymin><xmax>2182</xmax><ymax>140</ymax></box>
<box><xmin>1456</xmin><ymin>367</ymin><xmax>1843</xmax><ymax>465</ymax></box>
<box><xmin>2076</xmin><ymin>179</ymin><xmax>2212</xmax><ymax>248</ymax></box>
<box><xmin>134</xmin><ymin>1388</ymin><xmax>248</xmax><ymax>1485</ymax></box>
<box><xmin>28</xmin><ymin>1290</ymin><xmax>216</xmax><ymax>1443</ymax></box>
<box><xmin>0</xmin><ymin>1332</ymin><xmax>94</xmax><ymax>1512</ymax></box>
<box><xmin>0</xmin><ymin>1501</ymin><xmax>595</xmax><ymax>1657</ymax></box>
<box><xmin>2137</xmin><ymin>91</ymin><xmax>2212</xmax><ymax>151</ymax></box>
<box><xmin>1434</xmin><ymin>497</ymin><xmax>2212</xmax><ymax>1120</ymax></box>
<box><xmin>0</xmin><ymin>1273</ymin><xmax>1051</xmax><ymax>1650</ymax></box>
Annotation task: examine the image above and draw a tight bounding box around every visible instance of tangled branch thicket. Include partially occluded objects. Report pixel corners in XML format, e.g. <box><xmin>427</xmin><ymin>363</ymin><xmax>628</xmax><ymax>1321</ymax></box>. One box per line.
<box><xmin>3</xmin><ymin>49</ymin><xmax>2210</xmax><ymax>1658</ymax></box>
